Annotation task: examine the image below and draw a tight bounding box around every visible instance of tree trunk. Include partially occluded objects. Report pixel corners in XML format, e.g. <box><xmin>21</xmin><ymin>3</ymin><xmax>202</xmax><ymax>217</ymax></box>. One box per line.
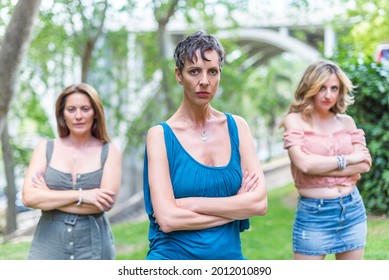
<box><xmin>154</xmin><ymin>0</ymin><xmax>179</xmax><ymax>114</ymax></box>
<box><xmin>0</xmin><ymin>0</ymin><xmax>42</xmax><ymax>135</ymax></box>
<box><xmin>81</xmin><ymin>0</ymin><xmax>108</xmax><ymax>82</ymax></box>
<box><xmin>1</xmin><ymin>121</ymin><xmax>17</xmax><ymax>234</ymax></box>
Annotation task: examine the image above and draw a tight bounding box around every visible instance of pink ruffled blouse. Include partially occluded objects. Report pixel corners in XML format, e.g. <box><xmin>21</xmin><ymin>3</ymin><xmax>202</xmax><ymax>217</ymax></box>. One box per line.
<box><xmin>283</xmin><ymin>129</ymin><xmax>366</xmax><ymax>189</ymax></box>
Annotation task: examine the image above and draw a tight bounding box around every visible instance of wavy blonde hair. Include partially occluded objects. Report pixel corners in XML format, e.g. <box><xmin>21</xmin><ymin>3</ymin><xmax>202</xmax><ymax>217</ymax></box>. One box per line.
<box><xmin>55</xmin><ymin>83</ymin><xmax>110</xmax><ymax>142</ymax></box>
<box><xmin>288</xmin><ymin>60</ymin><xmax>355</xmax><ymax>118</ymax></box>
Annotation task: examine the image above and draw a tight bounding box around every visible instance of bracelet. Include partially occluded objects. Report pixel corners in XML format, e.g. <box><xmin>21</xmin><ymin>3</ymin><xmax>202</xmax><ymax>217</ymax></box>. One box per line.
<box><xmin>76</xmin><ymin>188</ymin><xmax>83</xmax><ymax>206</ymax></box>
<box><xmin>336</xmin><ymin>155</ymin><xmax>347</xmax><ymax>169</ymax></box>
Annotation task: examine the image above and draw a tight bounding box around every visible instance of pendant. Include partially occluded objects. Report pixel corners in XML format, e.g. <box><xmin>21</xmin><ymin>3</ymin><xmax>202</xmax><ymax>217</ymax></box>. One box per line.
<box><xmin>201</xmin><ymin>131</ymin><xmax>208</xmax><ymax>141</ymax></box>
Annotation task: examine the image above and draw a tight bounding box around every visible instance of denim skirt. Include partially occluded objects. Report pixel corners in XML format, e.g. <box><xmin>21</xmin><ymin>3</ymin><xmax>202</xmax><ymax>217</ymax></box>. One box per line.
<box><xmin>293</xmin><ymin>187</ymin><xmax>367</xmax><ymax>256</ymax></box>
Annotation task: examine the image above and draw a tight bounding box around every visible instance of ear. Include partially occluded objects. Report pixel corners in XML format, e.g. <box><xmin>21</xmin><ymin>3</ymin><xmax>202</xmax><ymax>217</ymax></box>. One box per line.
<box><xmin>175</xmin><ymin>68</ymin><xmax>182</xmax><ymax>84</ymax></box>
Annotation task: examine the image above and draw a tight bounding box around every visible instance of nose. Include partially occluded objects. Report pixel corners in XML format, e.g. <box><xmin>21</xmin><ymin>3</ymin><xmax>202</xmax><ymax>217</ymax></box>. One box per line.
<box><xmin>199</xmin><ymin>73</ymin><xmax>209</xmax><ymax>86</ymax></box>
<box><xmin>324</xmin><ymin>89</ymin><xmax>331</xmax><ymax>98</ymax></box>
<box><xmin>75</xmin><ymin>109</ymin><xmax>82</xmax><ymax>119</ymax></box>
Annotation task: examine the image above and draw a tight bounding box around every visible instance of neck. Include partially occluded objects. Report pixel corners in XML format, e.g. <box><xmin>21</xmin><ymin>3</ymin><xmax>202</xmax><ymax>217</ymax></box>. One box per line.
<box><xmin>64</xmin><ymin>134</ymin><xmax>94</xmax><ymax>149</ymax></box>
<box><xmin>178</xmin><ymin>106</ymin><xmax>214</xmax><ymax>127</ymax></box>
<box><xmin>311</xmin><ymin>110</ymin><xmax>334</xmax><ymax>121</ymax></box>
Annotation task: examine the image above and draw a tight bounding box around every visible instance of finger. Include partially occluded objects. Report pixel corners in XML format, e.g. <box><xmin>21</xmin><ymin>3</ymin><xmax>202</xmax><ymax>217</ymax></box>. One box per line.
<box><xmin>241</xmin><ymin>170</ymin><xmax>249</xmax><ymax>185</ymax></box>
<box><xmin>242</xmin><ymin>171</ymin><xmax>254</xmax><ymax>188</ymax></box>
<box><xmin>246</xmin><ymin>172</ymin><xmax>259</xmax><ymax>188</ymax></box>
<box><xmin>98</xmin><ymin>195</ymin><xmax>114</xmax><ymax>210</ymax></box>
<box><xmin>100</xmin><ymin>192</ymin><xmax>115</xmax><ymax>205</ymax></box>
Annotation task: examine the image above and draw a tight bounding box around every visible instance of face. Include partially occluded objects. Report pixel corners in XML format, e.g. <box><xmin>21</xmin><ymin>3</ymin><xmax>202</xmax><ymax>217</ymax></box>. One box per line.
<box><xmin>175</xmin><ymin>49</ymin><xmax>221</xmax><ymax>105</ymax></box>
<box><xmin>313</xmin><ymin>73</ymin><xmax>340</xmax><ymax>113</ymax></box>
<box><xmin>63</xmin><ymin>93</ymin><xmax>95</xmax><ymax>136</ymax></box>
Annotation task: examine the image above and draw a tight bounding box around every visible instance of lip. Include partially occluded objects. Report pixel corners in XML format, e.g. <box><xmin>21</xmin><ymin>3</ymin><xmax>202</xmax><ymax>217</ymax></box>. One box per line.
<box><xmin>196</xmin><ymin>91</ymin><xmax>210</xmax><ymax>97</ymax></box>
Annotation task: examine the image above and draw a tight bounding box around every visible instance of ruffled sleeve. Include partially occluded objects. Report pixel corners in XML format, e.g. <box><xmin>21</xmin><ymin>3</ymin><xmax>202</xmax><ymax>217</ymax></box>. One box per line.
<box><xmin>283</xmin><ymin>130</ymin><xmax>304</xmax><ymax>149</ymax></box>
<box><xmin>350</xmin><ymin>129</ymin><xmax>367</xmax><ymax>146</ymax></box>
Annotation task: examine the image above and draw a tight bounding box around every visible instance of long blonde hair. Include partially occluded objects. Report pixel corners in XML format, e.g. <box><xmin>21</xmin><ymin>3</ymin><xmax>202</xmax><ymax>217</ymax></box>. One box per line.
<box><xmin>288</xmin><ymin>60</ymin><xmax>355</xmax><ymax>119</ymax></box>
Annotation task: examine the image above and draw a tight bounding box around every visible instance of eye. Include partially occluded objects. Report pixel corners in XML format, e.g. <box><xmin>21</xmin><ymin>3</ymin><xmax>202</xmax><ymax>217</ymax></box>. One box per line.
<box><xmin>331</xmin><ymin>86</ymin><xmax>339</xmax><ymax>92</ymax></box>
<box><xmin>66</xmin><ymin>107</ymin><xmax>75</xmax><ymax>113</ymax></box>
<box><xmin>189</xmin><ymin>69</ymin><xmax>199</xmax><ymax>75</ymax></box>
<box><xmin>82</xmin><ymin>106</ymin><xmax>91</xmax><ymax>112</ymax></box>
<box><xmin>319</xmin><ymin>86</ymin><xmax>326</xmax><ymax>91</ymax></box>
<box><xmin>209</xmin><ymin>69</ymin><xmax>219</xmax><ymax>75</ymax></box>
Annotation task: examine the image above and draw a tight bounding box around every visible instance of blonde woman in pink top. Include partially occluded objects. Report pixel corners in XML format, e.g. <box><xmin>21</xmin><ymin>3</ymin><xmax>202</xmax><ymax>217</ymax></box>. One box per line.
<box><xmin>281</xmin><ymin>60</ymin><xmax>372</xmax><ymax>260</ymax></box>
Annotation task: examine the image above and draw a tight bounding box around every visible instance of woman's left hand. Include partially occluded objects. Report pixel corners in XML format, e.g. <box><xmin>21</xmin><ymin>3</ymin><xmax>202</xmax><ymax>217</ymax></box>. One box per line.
<box><xmin>31</xmin><ymin>172</ymin><xmax>49</xmax><ymax>190</ymax></box>
<box><xmin>237</xmin><ymin>171</ymin><xmax>259</xmax><ymax>194</ymax></box>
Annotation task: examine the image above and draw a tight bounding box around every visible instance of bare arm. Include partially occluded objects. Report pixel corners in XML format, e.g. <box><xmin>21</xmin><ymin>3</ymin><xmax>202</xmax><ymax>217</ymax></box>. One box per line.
<box><xmin>22</xmin><ymin>140</ymin><xmax>118</xmax><ymax>213</ymax></box>
<box><xmin>58</xmin><ymin>142</ymin><xmax>122</xmax><ymax>213</ymax></box>
<box><xmin>284</xmin><ymin>113</ymin><xmax>371</xmax><ymax>176</ymax></box>
<box><xmin>147</xmin><ymin>126</ymin><xmax>233</xmax><ymax>233</ymax></box>
<box><xmin>176</xmin><ymin>116</ymin><xmax>268</xmax><ymax>220</ymax></box>
<box><xmin>22</xmin><ymin>140</ymin><xmax>79</xmax><ymax>210</ymax></box>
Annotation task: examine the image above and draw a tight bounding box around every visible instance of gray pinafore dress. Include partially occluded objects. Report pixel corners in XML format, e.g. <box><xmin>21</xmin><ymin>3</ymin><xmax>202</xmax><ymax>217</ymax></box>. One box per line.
<box><xmin>28</xmin><ymin>140</ymin><xmax>115</xmax><ymax>260</ymax></box>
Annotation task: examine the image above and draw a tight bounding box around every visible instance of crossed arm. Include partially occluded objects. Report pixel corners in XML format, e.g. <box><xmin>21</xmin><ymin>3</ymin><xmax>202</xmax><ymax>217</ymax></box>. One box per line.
<box><xmin>22</xmin><ymin>140</ymin><xmax>121</xmax><ymax>214</ymax></box>
<box><xmin>283</xmin><ymin>114</ymin><xmax>372</xmax><ymax>177</ymax></box>
<box><xmin>147</xmin><ymin>116</ymin><xmax>268</xmax><ymax>233</ymax></box>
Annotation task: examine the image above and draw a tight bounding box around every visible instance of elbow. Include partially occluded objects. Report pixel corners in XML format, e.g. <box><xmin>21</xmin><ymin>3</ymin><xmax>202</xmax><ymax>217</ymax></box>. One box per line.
<box><xmin>361</xmin><ymin>162</ymin><xmax>371</xmax><ymax>173</ymax></box>
<box><xmin>22</xmin><ymin>191</ymin><xmax>49</xmax><ymax>210</ymax></box>
<box><xmin>155</xmin><ymin>216</ymin><xmax>175</xmax><ymax>233</ymax></box>
<box><xmin>250</xmin><ymin>196</ymin><xmax>268</xmax><ymax>217</ymax></box>
<box><xmin>256</xmin><ymin>198</ymin><xmax>268</xmax><ymax>216</ymax></box>
<box><xmin>297</xmin><ymin>163</ymin><xmax>312</xmax><ymax>174</ymax></box>
<box><xmin>22</xmin><ymin>192</ymin><xmax>34</xmax><ymax>209</ymax></box>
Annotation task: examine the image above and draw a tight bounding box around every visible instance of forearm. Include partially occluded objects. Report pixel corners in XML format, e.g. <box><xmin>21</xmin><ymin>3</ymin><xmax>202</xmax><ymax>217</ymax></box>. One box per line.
<box><xmin>156</xmin><ymin>207</ymin><xmax>233</xmax><ymax>233</ymax></box>
<box><xmin>322</xmin><ymin>162</ymin><xmax>370</xmax><ymax>176</ymax></box>
<box><xmin>292</xmin><ymin>153</ymin><xmax>369</xmax><ymax>176</ymax></box>
<box><xmin>176</xmin><ymin>190</ymin><xmax>267</xmax><ymax>220</ymax></box>
<box><xmin>23</xmin><ymin>188</ymin><xmax>78</xmax><ymax>211</ymax></box>
<box><xmin>293</xmin><ymin>153</ymin><xmax>339</xmax><ymax>175</ymax></box>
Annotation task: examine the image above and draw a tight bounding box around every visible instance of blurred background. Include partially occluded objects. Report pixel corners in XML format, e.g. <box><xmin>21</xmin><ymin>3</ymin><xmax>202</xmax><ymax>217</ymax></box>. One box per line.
<box><xmin>0</xmin><ymin>0</ymin><xmax>388</xmax><ymax>242</ymax></box>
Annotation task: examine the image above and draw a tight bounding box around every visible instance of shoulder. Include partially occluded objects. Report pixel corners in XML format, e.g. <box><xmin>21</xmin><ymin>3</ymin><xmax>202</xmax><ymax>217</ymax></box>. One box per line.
<box><xmin>283</xmin><ymin>112</ymin><xmax>305</xmax><ymax>130</ymax></box>
<box><xmin>107</xmin><ymin>141</ymin><xmax>121</xmax><ymax>157</ymax></box>
<box><xmin>230</xmin><ymin>114</ymin><xmax>249</xmax><ymax>129</ymax></box>
<box><xmin>33</xmin><ymin>139</ymin><xmax>49</xmax><ymax>153</ymax></box>
<box><xmin>337</xmin><ymin>114</ymin><xmax>357</xmax><ymax>130</ymax></box>
<box><xmin>146</xmin><ymin>124</ymin><xmax>166</xmax><ymax>150</ymax></box>
<box><xmin>229</xmin><ymin>114</ymin><xmax>254</xmax><ymax>139</ymax></box>
<box><xmin>147</xmin><ymin>124</ymin><xmax>164</xmax><ymax>139</ymax></box>
<box><xmin>29</xmin><ymin>139</ymin><xmax>50</xmax><ymax>165</ymax></box>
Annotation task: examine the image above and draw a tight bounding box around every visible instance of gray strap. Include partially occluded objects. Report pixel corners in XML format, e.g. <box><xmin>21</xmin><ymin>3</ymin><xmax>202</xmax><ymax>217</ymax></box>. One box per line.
<box><xmin>45</xmin><ymin>139</ymin><xmax>54</xmax><ymax>165</ymax></box>
<box><xmin>100</xmin><ymin>142</ymin><xmax>109</xmax><ymax>167</ymax></box>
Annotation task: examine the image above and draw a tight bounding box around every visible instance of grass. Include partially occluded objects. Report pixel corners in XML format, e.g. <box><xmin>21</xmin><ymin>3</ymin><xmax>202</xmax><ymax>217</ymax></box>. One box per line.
<box><xmin>1</xmin><ymin>184</ymin><xmax>388</xmax><ymax>260</ymax></box>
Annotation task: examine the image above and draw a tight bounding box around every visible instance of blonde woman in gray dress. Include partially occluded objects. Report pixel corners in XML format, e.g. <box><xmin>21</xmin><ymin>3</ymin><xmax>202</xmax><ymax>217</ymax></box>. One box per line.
<box><xmin>22</xmin><ymin>83</ymin><xmax>121</xmax><ymax>260</ymax></box>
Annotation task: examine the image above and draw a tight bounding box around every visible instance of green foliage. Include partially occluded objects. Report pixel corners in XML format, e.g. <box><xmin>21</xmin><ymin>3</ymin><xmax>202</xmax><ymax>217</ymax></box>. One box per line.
<box><xmin>345</xmin><ymin>0</ymin><xmax>389</xmax><ymax>56</ymax></box>
<box><xmin>334</xmin><ymin>0</ymin><xmax>389</xmax><ymax>62</ymax></box>
<box><xmin>8</xmin><ymin>81</ymin><xmax>54</xmax><ymax>169</ymax></box>
<box><xmin>340</xmin><ymin>57</ymin><xmax>389</xmax><ymax>215</ymax></box>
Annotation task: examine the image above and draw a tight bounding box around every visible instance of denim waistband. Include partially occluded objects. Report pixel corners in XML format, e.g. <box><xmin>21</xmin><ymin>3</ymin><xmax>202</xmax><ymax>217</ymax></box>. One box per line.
<box><xmin>299</xmin><ymin>187</ymin><xmax>359</xmax><ymax>204</ymax></box>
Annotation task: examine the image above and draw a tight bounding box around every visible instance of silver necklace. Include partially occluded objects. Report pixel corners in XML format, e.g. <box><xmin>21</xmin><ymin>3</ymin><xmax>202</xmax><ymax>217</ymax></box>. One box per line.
<box><xmin>180</xmin><ymin>114</ymin><xmax>208</xmax><ymax>141</ymax></box>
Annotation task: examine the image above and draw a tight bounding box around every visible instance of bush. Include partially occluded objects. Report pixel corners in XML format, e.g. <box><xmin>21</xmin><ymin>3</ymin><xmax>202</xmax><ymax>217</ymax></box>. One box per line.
<box><xmin>341</xmin><ymin>57</ymin><xmax>389</xmax><ymax>215</ymax></box>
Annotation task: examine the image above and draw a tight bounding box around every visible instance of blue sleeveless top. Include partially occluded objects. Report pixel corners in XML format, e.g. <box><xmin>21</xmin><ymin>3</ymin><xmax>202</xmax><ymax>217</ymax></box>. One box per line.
<box><xmin>143</xmin><ymin>113</ymin><xmax>249</xmax><ymax>260</ymax></box>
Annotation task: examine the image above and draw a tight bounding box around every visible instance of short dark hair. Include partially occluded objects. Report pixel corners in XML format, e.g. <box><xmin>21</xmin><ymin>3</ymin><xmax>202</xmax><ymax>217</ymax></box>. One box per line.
<box><xmin>174</xmin><ymin>30</ymin><xmax>225</xmax><ymax>73</ymax></box>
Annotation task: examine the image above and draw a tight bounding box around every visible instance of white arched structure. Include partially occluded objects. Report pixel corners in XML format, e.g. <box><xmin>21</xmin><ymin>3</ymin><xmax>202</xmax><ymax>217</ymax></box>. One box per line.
<box><xmin>216</xmin><ymin>28</ymin><xmax>321</xmax><ymax>68</ymax></box>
